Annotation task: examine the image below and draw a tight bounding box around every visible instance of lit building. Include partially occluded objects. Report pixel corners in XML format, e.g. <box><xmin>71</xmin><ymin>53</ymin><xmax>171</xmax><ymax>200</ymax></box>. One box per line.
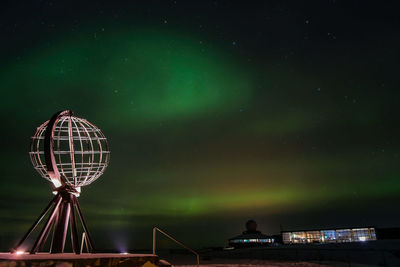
<box><xmin>229</xmin><ymin>236</ymin><xmax>275</xmax><ymax>247</ymax></box>
<box><xmin>282</xmin><ymin>227</ymin><xmax>377</xmax><ymax>244</ymax></box>
<box><xmin>229</xmin><ymin>220</ymin><xmax>276</xmax><ymax>248</ymax></box>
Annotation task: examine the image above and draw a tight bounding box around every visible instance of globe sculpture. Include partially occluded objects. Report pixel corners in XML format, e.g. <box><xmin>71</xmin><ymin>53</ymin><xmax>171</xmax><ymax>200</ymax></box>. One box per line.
<box><xmin>13</xmin><ymin>110</ymin><xmax>110</xmax><ymax>254</ymax></box>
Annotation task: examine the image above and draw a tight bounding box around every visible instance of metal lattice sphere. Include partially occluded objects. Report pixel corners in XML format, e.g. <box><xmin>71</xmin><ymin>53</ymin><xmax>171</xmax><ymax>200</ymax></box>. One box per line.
<box><xmin>30</xmin><ymin>110</ymin><xmax>110</xmax><ymax>189</ymax></box>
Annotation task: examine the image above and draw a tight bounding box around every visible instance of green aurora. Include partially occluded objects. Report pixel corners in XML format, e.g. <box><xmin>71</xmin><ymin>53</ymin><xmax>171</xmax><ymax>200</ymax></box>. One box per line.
<box><xmin>1</xmin><ymin>2</ymin><xmax>399</xmax><ymax>250</ymax></box>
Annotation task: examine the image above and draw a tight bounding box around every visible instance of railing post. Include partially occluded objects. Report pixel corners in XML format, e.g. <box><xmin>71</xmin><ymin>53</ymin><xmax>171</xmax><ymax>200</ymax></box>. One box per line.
<box><xmin>152</xmin><ymin>227</ymin><xmax>199</xmax><ymax>267</ymax></box>
<box><xmin>153</xmin><ymin>227</ymin><xmax>156</xmax><ymax>255</ymax></box>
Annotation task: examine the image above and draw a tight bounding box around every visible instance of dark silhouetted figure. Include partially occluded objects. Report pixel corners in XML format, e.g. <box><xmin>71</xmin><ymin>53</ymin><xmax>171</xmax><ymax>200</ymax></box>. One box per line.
<box><xmin>243</xmin><ymin>219</ymin><xmax>261</xmax><ymax>235</ymax></box>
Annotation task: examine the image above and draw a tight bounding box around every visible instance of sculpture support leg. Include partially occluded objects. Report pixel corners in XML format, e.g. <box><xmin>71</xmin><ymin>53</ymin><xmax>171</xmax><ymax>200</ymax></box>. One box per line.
<box><xmin>74</xmin><ymin>196</ymin><xmax>95</xmax><ymax>252</ymax></box>
<box><xmin>12</xmin><ymin>194</ymin><xmax>60</xmax><ymax>252</ymax></box>
<box><xmin>50</xmin><ymin>199</ymin><xmax>61</xmax><ymax>251</ymax></box>
<box><xmin>38</xmin><ymin>217</ymin><xmax>55</xmax><ymax>252</ymax></box>
<box><xmin>13</xmin><ymin>191</ymin><xmax>95</xmax><ymax>255</ymax></box>
<box><xmin>51</xmin><ymin>198</ymin><xmax>71</xmax><ymax>253</ymax></box>
<box><xmin>69</xmin><ymin>195</ymin><xmax>80</xmax><ymax>254</ymax></box>
<box><xmin>30</xmin><ymin>196</ymin><xmax>63</xmax><ymax>254</ymax></box>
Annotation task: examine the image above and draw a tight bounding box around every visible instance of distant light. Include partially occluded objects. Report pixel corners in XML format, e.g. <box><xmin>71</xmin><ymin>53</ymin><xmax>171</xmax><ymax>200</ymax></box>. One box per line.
<box><xmin>120</xmin><ymin>252</ymin><xmax>129</xmax><ymax>255</ymax></box>
<box><xmin>359</xmin><ymin>237</ymin><xmax>366</xmax><ymax>242</ymax></box>
<box><xmin>15</xmin><ymin>250</ymin><xmax>25</xmax><ymax>255</ymax></box>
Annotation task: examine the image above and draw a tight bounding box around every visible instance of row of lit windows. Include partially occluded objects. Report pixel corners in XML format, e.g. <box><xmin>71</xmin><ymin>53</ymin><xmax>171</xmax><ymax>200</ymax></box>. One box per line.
<box><xmin>230</xmin><ymin>238</ymin><xmax>275</xmax><ymax>243</ymax></box>
<box><xmin>282</xmin><ymin>228</ymin><xmax>376</xmax><ymax>244</ymax></box>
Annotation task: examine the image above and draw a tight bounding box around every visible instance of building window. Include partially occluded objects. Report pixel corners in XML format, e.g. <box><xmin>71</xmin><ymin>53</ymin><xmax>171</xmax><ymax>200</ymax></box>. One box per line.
<box><xmin>283</xmin><ymin>227</ymin><xmax>377</xmax><ymax>244</ymax></box>
<box><xmin>321</xmin><ymin>230</ymin><xmax>336</xmax><ymax>243</ymax></box>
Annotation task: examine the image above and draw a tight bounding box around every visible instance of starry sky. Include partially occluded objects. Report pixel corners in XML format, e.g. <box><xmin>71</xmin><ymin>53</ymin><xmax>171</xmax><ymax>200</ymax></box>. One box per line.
<box><xmin>0</xmin><ymin>1</ymin><xmax>399</xmax><ymax>251</ymax></box>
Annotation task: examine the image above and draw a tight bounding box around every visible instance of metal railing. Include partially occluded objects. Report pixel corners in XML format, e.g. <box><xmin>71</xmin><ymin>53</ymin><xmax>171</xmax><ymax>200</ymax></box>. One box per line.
<box><xmin>152</xmin><ymin>227</ymin><xmax>200</xmax><ymax>267</ymax></box>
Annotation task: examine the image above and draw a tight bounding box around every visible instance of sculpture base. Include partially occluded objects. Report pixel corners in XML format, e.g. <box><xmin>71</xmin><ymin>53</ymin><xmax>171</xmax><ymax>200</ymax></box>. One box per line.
<box><xmin>0</xmin><ymin>253</ymin><xmax>168</xmax><ymax>267</ymax></box>
<box><xmin>13</xmin><ymin>190</ymin><xmax>96</xmax><ymax>254</ymax></box>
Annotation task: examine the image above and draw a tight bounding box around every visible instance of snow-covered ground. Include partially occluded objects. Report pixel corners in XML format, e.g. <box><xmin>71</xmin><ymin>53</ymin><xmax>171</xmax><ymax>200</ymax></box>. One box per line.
<box><xmin>174</xmin><ymin>259</ymin><xmax>376</xmax><ymax>267</ymax></box>
<box><xmin>157</xmin><ymin>240</ymin><xmax>400</xmax><ymax>267</ymax></box>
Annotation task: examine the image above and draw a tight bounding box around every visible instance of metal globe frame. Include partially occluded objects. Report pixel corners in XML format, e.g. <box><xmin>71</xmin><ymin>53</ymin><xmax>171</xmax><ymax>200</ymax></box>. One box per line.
<box><xmin>13</xmin><ymin>110</ymin><xmax>110</xmax><ymax>254</ymax></box>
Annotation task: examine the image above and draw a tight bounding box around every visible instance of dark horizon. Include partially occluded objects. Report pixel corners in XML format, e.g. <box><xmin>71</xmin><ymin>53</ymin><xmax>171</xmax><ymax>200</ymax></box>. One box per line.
<box><xmin>0</xmin><ymin>0</ymin><xmax>399</xmax><ymax>251</ymax></box>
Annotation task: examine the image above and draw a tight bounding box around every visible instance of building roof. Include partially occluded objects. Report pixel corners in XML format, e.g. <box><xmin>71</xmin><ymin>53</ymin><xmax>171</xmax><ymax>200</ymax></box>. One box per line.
<box><xmin>281</xmin><ymin>226</ymin><xmax>376</xmax><ymax>233</ymax></box>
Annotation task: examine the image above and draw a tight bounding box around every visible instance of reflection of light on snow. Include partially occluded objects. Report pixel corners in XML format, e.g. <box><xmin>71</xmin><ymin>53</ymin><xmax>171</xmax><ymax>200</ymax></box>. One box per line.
<box><xmin>15</xmin><ymin>250</ymin><xmax>25</xmax><ymax>255</ymax></box>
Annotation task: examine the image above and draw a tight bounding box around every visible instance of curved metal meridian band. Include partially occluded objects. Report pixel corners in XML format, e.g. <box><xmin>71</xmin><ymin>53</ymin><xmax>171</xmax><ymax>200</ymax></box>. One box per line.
<box><xmin>44</xmin><ymin>110</ymin><xmax>74</xmax><ymax>187</ymax></box>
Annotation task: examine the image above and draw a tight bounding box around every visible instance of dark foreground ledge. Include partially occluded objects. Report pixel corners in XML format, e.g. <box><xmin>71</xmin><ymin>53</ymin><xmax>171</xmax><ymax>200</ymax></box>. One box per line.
<box><xmin>0</xmin><ymin>252</ymin><xmax>165</xmax><ymax>267</ymax></box>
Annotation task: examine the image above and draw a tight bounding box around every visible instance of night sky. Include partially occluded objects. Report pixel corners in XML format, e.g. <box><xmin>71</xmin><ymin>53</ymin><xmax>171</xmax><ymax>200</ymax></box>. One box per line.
<box><xmin>0</xmin><ymin>1</ymin><xmax>399</xmax><ymax>251</ymax></box>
